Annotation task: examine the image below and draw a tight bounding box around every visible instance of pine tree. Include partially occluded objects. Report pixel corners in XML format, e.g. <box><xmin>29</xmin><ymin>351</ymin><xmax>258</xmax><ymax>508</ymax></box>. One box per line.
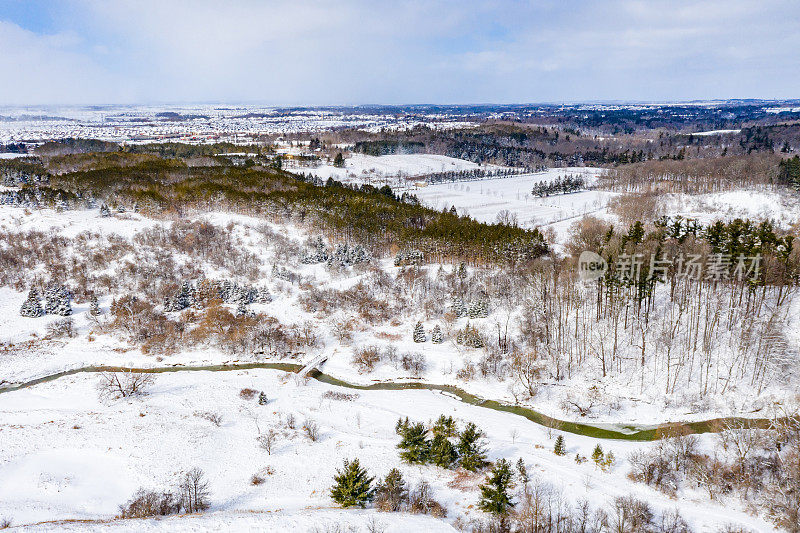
<box><xmin>592</xmin><ymin>444</ymin><xmax>604</xmax><ymax>466</ymax></box>
<box><xmin>602</xmin><ymin>451</ymin><xmax>615</xmax><ymax>471</ymax></box>
<box><xmin>412</xmin><ymin>321</ymin><xmax>426</xmax><ymax>343</ymax></box>
<box><xmin>451</xmin><ymin>298</ymin><xmax>467</xmax><ymax>318</ymax></box>
<box><xmin>397</xmin><ymin>422</ymin><xmax>430</xmax><ymax>464</ymax></box>
<box><xmin>429</xmin><ymin>433</ymin><xmax>458</xmax><ymax>468</ymax></box>
<box><xmin>330</xmin><ymin>458</ymin><xmax>374</xmax><ymax>508</ymax></box>
<box><xmin>478</xmin><ymin>458</ymin><xmax>515</xmax><ymax>520</ymax></box>
<box><xmin>54</xmin><ymin>287</ymin><xmax>72</xmax><ymax>316</ymax></box>
<box><xmin>165</xmin><ymin>281</ymin><xmax>195</xmax><ymax>312</ymax></box>
<box><xmin>44</xmin><ymin>283</ymin><xmax>60</xmax><ymax>314</ymax></box>
<box><xmin>258</xmin><ymin>392</ymin><xmax>268</xmax><ymax>405</ymax></box>
<box><xmin>431</xmin><ymin>324</ymin><xmax>444</xmax><ymax>344</ymax></box>
<box><xmin>333</xmin><ymin>152</ymin><xmax>345</xmax><ymax>168</ymax></box>
<box><xmin>516</xmin><ymin>458</ymin><xmax>529</xmax><ymax>486</ymax></box>
<box><xmin>553</xmin><ymin>435</ymin><xmax>566</xmax><ymax>456</ymax></box>
<box><xmin>395</xmin><ymin>416</ymin><xmax>410</xmax><ymax>435</ymax></box>
<box><xmin>374</xmin><ymin>468</ymin><xmax>408</xmax><ymax>512</ymax></box>
<box><xmin>458</xmin><ymin>422</ymin><xmax>488</xmax><ymax>471</ymax></box>
<box><xmin>432</xmin><ymin>414</ymin><xmax>457</xmax><ymax>438</ymax></box>
<box><xmin>20</xmin><ymin>288</ymin><xmax>44</xmax><ymax>318</ymax></box>
<box><xmin>89</xmin><ymin>294</ymin><xmax>101</xmax><ymax>316</ymax></box>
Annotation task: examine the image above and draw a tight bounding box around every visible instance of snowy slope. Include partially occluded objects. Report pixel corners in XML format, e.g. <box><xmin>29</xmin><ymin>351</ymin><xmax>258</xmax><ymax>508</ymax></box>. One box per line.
<box><xmin>0</xmin><ymin>370</ymin><xmax>776</xmax><ymax>532</ymax></box>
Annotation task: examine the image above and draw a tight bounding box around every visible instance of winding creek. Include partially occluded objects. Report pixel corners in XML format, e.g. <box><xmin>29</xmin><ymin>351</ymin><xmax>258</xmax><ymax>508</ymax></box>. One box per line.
<box><xmin>0</xmin><ymin>362</ymin><xmax>779</xmax><ymax>441</ymax></box>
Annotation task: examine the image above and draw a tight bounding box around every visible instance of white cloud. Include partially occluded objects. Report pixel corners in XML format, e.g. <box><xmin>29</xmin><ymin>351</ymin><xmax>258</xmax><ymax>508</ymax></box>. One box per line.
<box><xmin>0</xmin><ymin>21</ymin><xmax>131</xmax><ymax>105</ymax></box>
<box><xmin>0</xmin><ymin>0</ymin><xmax>798</xmax><ymax>104</ymax></box>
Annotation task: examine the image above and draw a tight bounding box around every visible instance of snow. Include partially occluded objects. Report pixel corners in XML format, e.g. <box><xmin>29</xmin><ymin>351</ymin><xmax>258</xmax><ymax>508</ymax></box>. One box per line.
<box><xmin>410</xmin><ymin>167</ymin><xmax>614</xmax><ymax>228</ymax></box>
<box><xmin>0</xmin><ymin>161</ymin><xmax>796</xmax><ymax>531</ymax></box>
<box><xmin>660</xmin><ymin>189</ymin><xmax>800</xmax><ymax>229</ymax></box>
<box><xmin>0</xmin><ymin>369</ymin><xmax>776</xmax><ymax>532</ymax></box>
<box><xmin>0</xmin><ymin>201</ymin><xmax>793</xmax><ymax>429</ymax></box>
<box><xmin>290</xmin><ymin>153</ymin><xmax>510</xmax><ymax>184</ymax></box>
<box><xmin>688</xmin><ymin>129</ymin><xmax>741</xmax><ymax>136</ymax></box>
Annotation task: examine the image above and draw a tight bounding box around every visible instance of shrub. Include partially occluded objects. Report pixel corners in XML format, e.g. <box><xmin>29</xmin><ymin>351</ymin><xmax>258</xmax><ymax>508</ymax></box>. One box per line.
<box><xmin>239</xmin><ymin>388</ymin><xmax>258</xmax><ymax>400</ymax></box>
<box><xmin>97</xmin><ymin>371</ymin><xmax>154</xmax><ymax>399</ymax></box>
<box><xmin>196</xmin><ymin>411</ymin><xmax>223</xmax><ymax>427</ymax></box>
<box><xmin>47</xmin><ymin>317</ymin><xmax>76</xmax><ymax>338</ymax></box>
<box><xmin>400</xmin><ymin>352</ymin><xmax>427</xmax><ymax>377</ymax></box>
<box><xmin>408</xmin><ymin>480</ymin><xmax>447</xmax><ymax>518</ymax></box>
<box><xmin>257</xmin><ymin>429</ymin><xmax>278</xmax><ymax>455</ymax></box>
<box><xmin>352</xmin><ymin>345</ymin><xmax>381</xmax><ymax>373</ymax></box>
<box><xmin>118</xmin><ymin>489</ymin><xmax>180</xmax><ymax>519</ymax></box>
<box><xmin>322</xmin><ymin>391</ymin><xmax>360</xmax><ymax>402</ymax></box>
<box><xmin>303</xmin><ymin>419</ymin><xmax>320</xmax><ymax>442</ymax></box>
<box><xmin>609</xmin><ymin>495</ymin><xmax>654</xmax><ymax>533</ymax></box>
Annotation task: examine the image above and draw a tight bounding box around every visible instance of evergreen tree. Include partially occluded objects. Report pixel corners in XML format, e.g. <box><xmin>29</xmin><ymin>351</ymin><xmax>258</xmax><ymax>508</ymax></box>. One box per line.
<box><xmin>516</xmin><ymin>458</ymin><xmax>529</xmax><ymax>486</ymax></box>
<box><xmin>165</xmin><ymin>281</ymin><xmax>195</xmax><ymax>312</ymax></box>
<box><xmin>89</xmin><ymin>294</ymin><xmax>101</xmax><ymax>316</ymax></box>
<box><xmin>44</xmin><ymin>283</ymin><xmax>60</xmax><ymax>314</ymax></box>
<box><xmin>429</xmin><ymin>433</ymin><xmax>458</xmax><ymax>468</ymax></box>
<box><xmin>20</xmin><ymin>288</ymin><xmax>44</xmax><ymax>318</ymax></box>
<box><xmin>54</xmin><ymin>287</ymin><xmax>72</xmax><ymax>316</ymax></box>
<box><xmin>397</xmin><ymin>422</ymin><xmax>430</xmax><ymax>464</ymax></box>
<box><xmin>333</xmin><ymin>152</ymin><xmax>345</xmax><ymax>168</ymax></box>
<box><xmin>553</xmin><ymin>435</ymin><xmax>566</xmax><ymax>456</ymax></box>
<box><xmin>431</xmin><ymin>414</ymin><xmax>457</xmax><ymax>438</ymax></box>
<box><xmin>374</xmin><ymin>468</ymin><xmax>408</xmax><ymax>512</ymax></box>
<box><xmin>258</xmin><ymin>392</ymin><xmax>268</xmax><ymax>405</ymax></box>
<box><xmin>602</xmin><ymin>451</ymin><xmax>615</xmax><ymax>471</ymax></box>
<box><xmin>451</xmin><ymin>298</ymin><xmax>467</xmax><ymax>318</ymax></box>
<box><xmin>458</xmin><ymin>422</ymin><xmax>488</xmax><ymax>471</ymax></box>
<box><xmin>412</xmin><ymin>321</ymin><xmax>426</xmax><ymax>343</ymax></box>
<box><xmin>468</xmin><ymin>298</ymin><xmax>489</xmax><ymax>319</ymax></box>
<box><xmin>431</xmin><ymin>324</ymin><xmax>444</xmax><ymax>344</ymax></box>
<box><xmin>395</xmin><ymin>416</ymin><xmax>410</xmax><ymax>435</ymax></box>
<box><xmin>592</xmin><ymin>444</ymin><xmax>604</xmax><ymax>466</ymax></box>
<box><xmin>478</xmin><ymin>458</ymin><xmax>515</xmax><ymax>520</ymax></box>
<box><xmin>330</xmin><ymin>458</ymin><xmax>374</xmax><ymax>508</ymax></box>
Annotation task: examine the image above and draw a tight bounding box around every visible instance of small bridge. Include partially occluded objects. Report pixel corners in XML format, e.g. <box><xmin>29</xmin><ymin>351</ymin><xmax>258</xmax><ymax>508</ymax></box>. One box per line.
<box><xmin>296</xmin><ymin>352</ymin><xmax>329</xmax><ymax>379</ymax></box>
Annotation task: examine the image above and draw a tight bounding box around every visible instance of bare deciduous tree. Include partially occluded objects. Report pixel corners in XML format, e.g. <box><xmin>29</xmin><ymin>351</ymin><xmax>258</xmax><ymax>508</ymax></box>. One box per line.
<box><xmin>97</xmin><ymin>371</ymin><xmax>154</xmax><ymax>399</ymax></box>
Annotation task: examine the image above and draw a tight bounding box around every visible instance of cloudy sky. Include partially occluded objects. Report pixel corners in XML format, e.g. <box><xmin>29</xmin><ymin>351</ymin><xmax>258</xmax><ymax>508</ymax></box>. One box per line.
<box><xmin>0</xmin><ymin>0</ymin><xmax>798</xmax><ymax>105</ymax></box>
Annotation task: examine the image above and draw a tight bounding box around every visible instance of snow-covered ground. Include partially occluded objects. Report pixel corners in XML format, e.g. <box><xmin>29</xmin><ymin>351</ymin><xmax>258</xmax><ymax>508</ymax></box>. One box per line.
<box><xmin>1</xmin><ymin>156</ymin><xmax>798</xmax><ymax>530</ymax></box>
<box><xmin>410</xmin><ymin>167</ymin><xmax>613</xmax><ymax>228</ymax></box>
<box><xmin>0</xmin><ymin>202</ymin><xmax>794</xmax><ymax>428</ymax></box>
<box><xmin>0</xmin><ymin>369</ymin><xmax>776</xmax><ymax>532</ymax></box>
<box><xmin>660</xmin><ymin>189</ymin><xmax>800</xmax><ymax>229</ymax></box>
<box><xmin>289</xmin><ymin>153</ymin><xmax>511</xmax><ymax>184</ymax></box>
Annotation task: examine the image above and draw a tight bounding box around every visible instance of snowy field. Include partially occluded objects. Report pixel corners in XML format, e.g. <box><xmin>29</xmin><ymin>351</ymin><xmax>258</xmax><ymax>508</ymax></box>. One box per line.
<box><xmin>410</xmin><ymin>167</ymin><xmax>612</xmax><ymax>228</ymax></box>
<box><xmin>659</xmin><ymin>189</ymin><xmax>800</xmax><ymax>229</ymax></box>
<box><xmin>288</xmin><ymin>153</ymin><xmax>511</xmax><ymax>184</ymax></box>
<box><xmin>0</xmin><ymin>369</ymin><xmax>775</xmax><ymax>532</ymax></box>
